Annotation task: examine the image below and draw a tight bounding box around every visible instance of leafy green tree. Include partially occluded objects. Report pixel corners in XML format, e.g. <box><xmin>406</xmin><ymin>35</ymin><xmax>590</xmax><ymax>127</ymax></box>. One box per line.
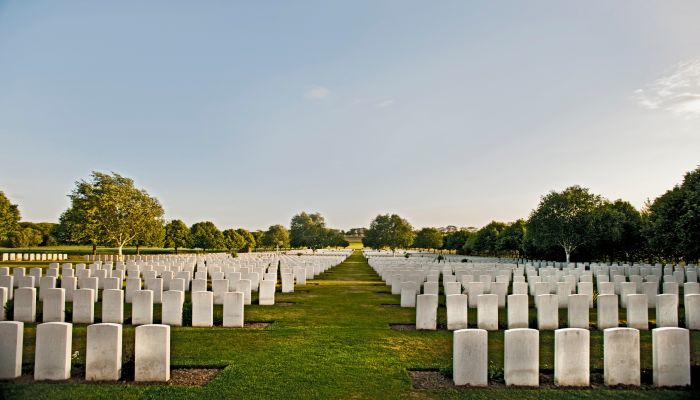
<box><xmin>324</xmin><ymin>229</ymin><xmax>349</xmax><ymax>248</ymax></box>
<box><xmin>235</xmin><ymin>228</ymin><xmax>256</xmax><ymax>252</ymax></box>
<box><xmin>0</xmin><ymin>191</ymin><xmax>21</xmax><ymax>245</ymax></box>
<box><xmin>251</xmin><ymin>231</ymin><xmax>264</xmax><ymax>248</ymax></box>
<box><xmin>362</xmin><ymin>214</ymin><xmax>415</xmax><ymax>254</ymax></box>
<box><xmin>222</xmin><ymin>229</ymin><xmax>246</xmax><ymax>253</ymax></box>
<box><xmin>188</xmin><ymin>221</ymin><xmax>224</xmax><ymax>252</ymax></box>
<box><xmin>261</xmin><ymin>224</ymin><xmax>290</xmax><ymax>249</ymax></box>
<box><xmin>497</xmin><ymin>219</ymin><xmax>526</xmax><ymax>257</ymax></box>
<box><xmin>164</xmin><ymin>220</ymin><xmax>189</xmax><ymax>254</ymax></box>
<box><xmin>290</xmin><ymin>212</ymin><xmax>328</xmax><ymax>250</ymax></box>
<box><xmin>131</xmin><ymin>221</ymin><xmax>165</xmax><ymax>255</ymax></box>
<box><xmin>645</xmin><ymin>166</ymin><xmax>700</xmax><ymax>263</ymax></box>
<box><xmin>591</xmin><ymin>200</ymin><xmax>644</xmax><ymax>262</ymax></box>
<box><xmin>7</xmin><ymin>226</ymin><xmax>43</xmax><ymax>248</ymax></box>
<box><xmin>443</xmin><ymin>229</ymin><xmax>474</xmax><ymax>252</ymax></box>
<box><xmin>471</xmin><ymin>221</ymin><xmax>507</xmax><ymax>256</ymax></box>
<box><xmin>527</xmin><ymin>185</ymin><xmax>603</xmax><ymax>264</ymax></box>
<box><xmin>58</xmin><ymin>172</ymin><xmax>164</xmax><ymax>259</ymax></box>
<box><xmin>412</xmin><ymin>228</ymin><xmax>443</xmax><ymax>250</ymax></box>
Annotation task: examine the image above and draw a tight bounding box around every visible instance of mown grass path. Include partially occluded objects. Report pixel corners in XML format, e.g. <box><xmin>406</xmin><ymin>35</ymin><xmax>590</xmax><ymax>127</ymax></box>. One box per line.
<box><xmin>0</xmin><ymin>251</ymin><xmax>696</xmax><ymax>399</ymax></box>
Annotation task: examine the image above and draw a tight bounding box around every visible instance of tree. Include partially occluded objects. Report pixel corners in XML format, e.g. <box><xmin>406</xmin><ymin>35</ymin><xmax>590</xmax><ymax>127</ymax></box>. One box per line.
<box><xmin>412</xmin><ymin>228</ymin><xmax>443</xmax><ymax>250</ymax></box>
<box><xmin>645</xmin><ymin>166</ymin><xmax>700</xmax><ymax>263</ymax></box>
<box><xmin>164</xmin><ymin>220</ymin><xmax>189</xmax><ymax>254</ymax></box>
<box><xmin>324</xmin><ymin>229</ymin><xmax>349</xmax><ymax>248</ymax></box>
<box><xmin>527</xmin><ymin>185</ymin><xmax>603</xmax><ymax>264</ymax></box>
<box><xmin>443</xmin><ymin>229</ymin><xmax>474</xmax><ymax>253</ymax></box>
<box><xmin>131</xmin><ymin>221</ymin><xmax>165</xmax><ymax>255</ymax></box>
<box><xmin>290</xmin><ymin>212</ymin><xmax>328</xmax><ymax>250</ymax></box>
<box><xmin>7</xmin><ymin>226</ymin><xmax>43</xmax><ymax>248</ymax></box>
<box><xmin>222</xmin><ymin>229</ymin><xmax>246</xmax><ymax>254</ymax></box>
<box><xmin>235</xmin><ymin>228</ymin><xmax>256</xmax><ymax>252</ymax></box>
<box><xmin>188</xmin><ymin>221</ymin><xmax>224</xmax><ymax>252</ymax></box>
<box><xmin>497</xmin><ymin>219</ymin><xmax>526</xmax><ymax>257</ymax></box>
<box><xmin>362</xmin><ymin>214</ymin><xmax>415</xmax><ymax>254</ymax></box>
<box><xmin>261</xmin><ymin>224</ymin><xmax>290</xmax><ymax>249</ymax></box>
<box><xmin>471</xmin><ymin>221</ymin><xmax>507</xmax><ymax>256</ymax></box>
<box><xmin>58</xmin><ymin>172</ymin><xmax>164</xmax><ymax>259</ymax></box>
<box><xmin>0</xmin><ymin>191</ymin><xmax>20</xmax><ymax>245</ymax></box>
<box><xmin>591</xmin><ymin>200</ymin><xmax>644</xmax><ymax>262</ymax></box>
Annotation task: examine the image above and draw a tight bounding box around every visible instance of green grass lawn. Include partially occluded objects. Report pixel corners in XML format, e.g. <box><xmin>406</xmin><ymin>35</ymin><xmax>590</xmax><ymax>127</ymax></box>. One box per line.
<box><xmin>0</xmin><ymin>251</ymin><xmax>697</xmax><ymax>399</ymax></box>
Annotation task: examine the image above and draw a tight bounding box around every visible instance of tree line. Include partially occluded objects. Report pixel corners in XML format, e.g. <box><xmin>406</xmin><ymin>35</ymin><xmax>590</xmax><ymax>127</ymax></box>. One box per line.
<box><xmin>361</xmin><ymin>166</ymin><xmax>700</xmax><ymax>264</ymax></box>
<box><xmin>0</xmin><ymin>172</ymin><xmax>348</xmax><ymax>256</ymax></box>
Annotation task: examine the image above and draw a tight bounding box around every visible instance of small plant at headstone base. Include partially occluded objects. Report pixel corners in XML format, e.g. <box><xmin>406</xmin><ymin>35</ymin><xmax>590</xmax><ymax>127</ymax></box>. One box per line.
<box><xmin>404</xmin><ymin>253</ymin><xmax>410</xmax><ymax>259</ymax></box>
<box><xmin>4</xmin><ymin>299</ymin><xmax>13</xmax><ymax>320</ymax></box>
<box><xmin>230</xmin><ymin>251</ymin><xmax>238</xmax><ymax>258</ymax></box>
<box><xmin>487</xmin><ymin>360</ymin><xmax>504</xmax><ymax>383</ymax></box>
<box><xmin>297</xmin><ymin>253</ymin><xmax>303</xmax><ymax>256</ymax></box>
<box><xmin>437</xmin><ymin>254</ymin><xmax>445</xmax><ymax>263</ymax></box>
<box><xmin>461</xmin><ymin>258</ymin><xmax>468</xmax><ymax>263</ymax></box>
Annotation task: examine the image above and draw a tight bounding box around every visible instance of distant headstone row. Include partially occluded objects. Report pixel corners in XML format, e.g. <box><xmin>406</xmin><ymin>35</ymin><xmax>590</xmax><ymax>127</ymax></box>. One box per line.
<box><xmin>453</xmin><ymin>327</ymin><xmax>691</xmax><ymax>387</ymax></box>
<box><xmin>1</xmin><ymin>253</ymin><xmax>68</xmax><ymax>262</ymax></box>
<box><xmin>0</xmin><ymin>251</ymin><xmax>351</xmax><ymax>326</ymax></box>
<box><xmin>367</xmin><ymin>253</ymin><xmax>700</xmax><ymax>331</ymax></box>
<box><xmin>0</xmin><ymin>321</ymin><xmax>170</xmax><ymax>382</ymax></box>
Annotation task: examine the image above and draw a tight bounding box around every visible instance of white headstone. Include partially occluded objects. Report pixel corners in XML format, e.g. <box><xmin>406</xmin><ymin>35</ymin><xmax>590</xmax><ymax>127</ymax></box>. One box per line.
<box><xmin>34</xmin><ymin>322</ymin><xmax>72</xmax><ymax>380</ymax></box>
<box><xmin>135</xmin><ymin>324</ymin><xmax>170</xmax><ymax>382</ymax></box>
<box><xmin>453</xmin><ymin>329</ymin><xmax>487</xmax><ymax>386</ymax></box>
<box><xmin>86</xmin><ymin>323</ymin><xmax>122</xmax><ymax>381</ymax></box>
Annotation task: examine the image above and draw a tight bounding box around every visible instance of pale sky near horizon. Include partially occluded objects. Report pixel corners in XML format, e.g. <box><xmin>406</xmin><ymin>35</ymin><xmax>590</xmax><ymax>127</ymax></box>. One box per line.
<box><xmin>1</xmin><ymin>1</ymin><xmax>699</xmax><ymax>231</ymax></box>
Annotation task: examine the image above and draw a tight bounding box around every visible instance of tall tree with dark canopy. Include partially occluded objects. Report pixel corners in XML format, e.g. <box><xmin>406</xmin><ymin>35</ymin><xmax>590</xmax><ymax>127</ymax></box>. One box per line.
<box><xmin>222</xmin><ymin>229</ymin><xmax>246</xmax><ymax>254</ymax></box>
<box><xmin>0</xmin><ymin>191</ymin><xmax>20</xmax><ymax>245</ymax></box>
<box><xmin>527</xmin><ymin>185</ymin><xmax>602</xmax><ymax>264</ymax></box>
<box><xmin>363</xmin><ymin>214</ymin><xmax>415</xmax><ymax>254</ymax></box>
<box><xmin>164</xmin><ymin>219</ymin><xmax>190</xmax><ymax>254</ymax></box>
<box><xmin>261</xmin><ymin>224</ymin><xmax>290</xmax><ymax>249</ymax></box>
<box><xmin>412</xmin><ymin>227</ymin><xmax>443</xmax><ymax>250</ymax></box>
<box><xmin>290</xmin><ymin>212</ymin><xmax>327</xmax><ymax>251</ymax></box>
<box><xmin>58</xmin><ymin>172</ymin><xmax>164</xmax><ymax>259</ymax></box>
<box><xmin>189</xmin><ymin>221</ymin><xmax>224</xmax><ymax>252</ymax></box>
<box><xmin>236</xmin><ymin>228</ymin><xmax>256</xmax><ymax>252</ymax></box>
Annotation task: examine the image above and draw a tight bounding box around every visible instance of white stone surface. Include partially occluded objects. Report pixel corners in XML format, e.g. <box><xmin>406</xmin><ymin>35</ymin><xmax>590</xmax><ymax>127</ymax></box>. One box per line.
<box><xmin>416</xmin><ymin>294</ymin><xmax>438</xmax><ymax>330</ymax></box>
<box><xmin>626</xmin><ymin>294</ymin><xmax>649</xmax><ymax>330</ymax></box>
<box><xmin>400</xmin><ymin>282</ymin><xmax>417</xmax><ymax>308</ymax></box>
<box><xmin>135</xmin><ymin>324</ymin><xmax>170</xmax><ymax>382</ymax></box>
<box><xmin>223</xmin><ymin>291</ymin><xmax>244</xmax><ymax>328</ymax></box>
<box><xmin>132</xmin><ymin>290</ymin><xmax>154</xmax><ymax>326</ymax></box>
<box><xmin>537</xmin><ymin>294</ymin><xmax>558</xmax><ymax>330</ymax></box>
<box><xmin>652</xmin><ymin>327</ymin><xmax>690</xmax><ymax>387</ymax></box>
<box><xmin>656</xmin><ymin>294</ymin><xmax>678</xmax><ymax>327</ymax></box>
<box><xmin>504</xmin><ymin>328</ymin><xmax>539</xmax><ymax>387</ymax></box>
<box><xmin>102</xmin><ymin>289</ymin><xmax>124</xmax><ymax>324</ymax></box>
<box><xmin>259</xmin><ymin>280</ymin><xmax>275</xmax><ymax>305</ymax></box>
<box><xmin>42</xmin><ymin>288</ymin><xmax>65</xmax><ymax>323</ymax></box>
<box><xmin>685</xmin><ymin>294</ymin><xmax>700</xmax><ymax>330</ymax></box>
<box><xmin>596</xmin><ymin>294</ymin><xmax>619</xmax><ymax>330</ymax></box>
<box><xmin>554</xmin><ymin>328</ymin><xmax>589</xmax><ymax>386</ymax></box>
<box><xmin>567</xmin><ymin>294</ymin><xmax>589</xmax><ymax>329</ymax></box>
<box><xmin>603</xmin><ymin>328</ymin><xmax>640</xmax><ymax>386</ymax></box>
<box><xmin>476</xmin><ymin>294</ymin><xmax>498</xmax><ymax>331</ymax></box>
<box><xmin>34</xmin><ymin>322</ymin><xmax>72</xmax><ymax>380</ymax></box>
<box><xmin>192</xmin><ymin>291</ymin><xmax>213</xmax><ymax>327</ymax></box>
<box><xmin>162</xmin><ymin>290</ymin><xmax>184</xmax><ymax>326</ymax></box>
<box><xmin>507</xmin><ymin>294</ymin><xmax>529</xmax><ymax>329</ymax></box>
<box><xmin>14</xmin><ymin>287</ymin><xmax>36</xmax><ymax>323</ymax></box>
<box><xmin>446</xmin><ymin>294</ymin><xmax>468</xmax><ymax>330</ymax></box>
<box><xmin>73</xmin><ymin>288</ymin><xmax>95</xmax><ymax>324</ymax></box>
<box><xmin>0</xmin><ymin>321</ymin><xmax>23</xmax><ymax>379</ymax></box>
<box><xmin>453</xmin><ymin>329</ymin><xmax>488</xmax><ymax>386</ymax></box>
<box><xmin>86</xmin><ymin>323</ymin><xmax>122</xmax><ymax>381</ymax></box>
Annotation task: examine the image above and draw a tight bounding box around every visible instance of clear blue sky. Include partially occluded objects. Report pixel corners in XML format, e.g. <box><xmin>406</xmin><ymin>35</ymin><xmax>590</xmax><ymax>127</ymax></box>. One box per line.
<box><xmin>1</xmin><ymin>1</ymin><xmax>699</xmax><ymax>231</ymax></box>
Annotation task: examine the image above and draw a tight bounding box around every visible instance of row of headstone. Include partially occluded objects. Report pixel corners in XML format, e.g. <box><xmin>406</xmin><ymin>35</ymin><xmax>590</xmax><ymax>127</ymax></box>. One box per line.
<box><xmin>0</xmin><ymin>321</ymin><xmax>170</xmax><ymax>381</ymax></box>
<box><xmin>453</xmin><ymin>327</ymin><xmax>691</xmax><ymax>387</ymax></box>
<box><xmin>412</xmin><ymin>293</ymin><xmax>700</xmax><ymax>331</ymax></box>
<box><xmin>1</xmin><ymin>253</ymin><xmax>68</xmax><ymax>261</ymax></box>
